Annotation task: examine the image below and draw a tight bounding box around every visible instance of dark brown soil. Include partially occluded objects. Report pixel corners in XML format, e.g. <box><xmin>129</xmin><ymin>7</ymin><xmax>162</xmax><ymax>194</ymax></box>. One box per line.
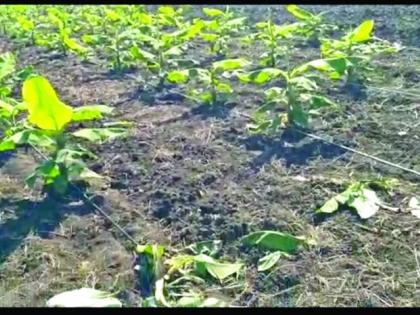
<box><xmin>0</xmin><ymin>5</ymin><xmax>419</xmax><ymax>307</ymax></box>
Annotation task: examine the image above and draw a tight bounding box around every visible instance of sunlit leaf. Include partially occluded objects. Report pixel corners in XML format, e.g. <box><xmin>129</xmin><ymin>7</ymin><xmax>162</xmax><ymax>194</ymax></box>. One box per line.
<box><xmin>348</xmin><ymin>20</ymin><xmax>374</xmax><ymax>43</ymax></box>
<box><xmin>194</xmin><ymin>254</ymin><xmax>243</xmax><ymax>280</ymax></box>
<box><xmin>72</xmin><ymin>105</ymin><xmax>114</xmax><ymax>122</ymax></box>
<box><xmin>22</xmin><ymin>76</ymin><xmax>73</xmax><ymax>131</ymax></box>
<box><xmin>46</xmin><ymin>288</ymin><xmax>122</xmax><ymax>307</ymax></box>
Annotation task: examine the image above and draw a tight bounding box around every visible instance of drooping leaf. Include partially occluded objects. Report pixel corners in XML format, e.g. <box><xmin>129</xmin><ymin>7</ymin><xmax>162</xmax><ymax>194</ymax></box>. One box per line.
<box><xmin>238</xmin><ymin>68</ymin><xmax>286</xmax><ymax>84</ymax></box>
<box><xmin>46</xmin><ymin>288</ymin><xmax>122</xmax><ymax>307</ymax></box>
<box><xmin>0</xmin><ymin>139</ymin><xmax>15</xmax><ymax>152</ymax></box>
<box><xmin>155</xmin><ymin>278</ymin><xmax>172</xmax><ymax>307</ymax></box>
<box><xmin>22</xmin><ymin>76</ymin><xmax>73</xmax><ymax>131</ymax></box>
<box><xmin>188</xmin><ymin>240</ymin><xmax>222</xmax><ymax>257</ymax></box>
<box><xmin>203</xmin><ymin>8</ymin><xmax>224</xmax><ymax>17</ymax></box>
<box><xmin>72</xmin><ymin>105</ymin><xmax>114</xmax><ymax>122</ymax></box>
<box><xmin>286</xmin><ymin>5</ymin><xmax>314</xmax><ymax>21</ymax></box>
<box><xmin>167</xmin><ymin>70</ymin><xmax>189</xmax><ymax>84</ymax></box>
<box><xmin>348</xmin><ymin>187</ymin><xmax>380</xmax><ymax>219</ymax></box>
<box><xmin>194</xmin><ymin>254</ymin><xmax>243</xmax><ymax>281</ymax></box>
<box><xmin>212</xmin><ymin>58</ymin><xmax>250</xmax><ymax>72</ymax></box>
<box><xmin>242</xmin><ymin>231</ymin><xmax>305</xmax><ymax>253</ymax></box>
<box><xmin>257</xmin><ymin>251</ymin><xmax>282</xmax><ymax>272</ymax></box>
<box><xmin>289</xmin><ymin>104</ymin><xmax>308</xmax><ymax>127</ymax></box>
<box><xmin>72</xmin><ymin>128</ymin><xmax>126</xmax><ymax>143</ymax></box>
<box><xmin>309</xmin><ymin>95</ymin><xmax>337</xmax><ymax>109</ymax></box>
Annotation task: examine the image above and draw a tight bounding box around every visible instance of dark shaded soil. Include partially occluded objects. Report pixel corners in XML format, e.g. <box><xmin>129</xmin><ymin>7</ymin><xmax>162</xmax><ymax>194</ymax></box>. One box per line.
<box><xmin>0</xmin><ymin>5</ymin><xmax>419</xmax><ymax>307</ymax></box>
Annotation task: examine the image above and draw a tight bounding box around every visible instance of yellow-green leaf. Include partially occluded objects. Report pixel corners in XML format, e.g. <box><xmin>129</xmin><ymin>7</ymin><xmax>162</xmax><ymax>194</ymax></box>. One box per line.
<box><xmin>22</xmin><ymin>76</ymin><xmax>73</xmax><ymax>131</ymax></box>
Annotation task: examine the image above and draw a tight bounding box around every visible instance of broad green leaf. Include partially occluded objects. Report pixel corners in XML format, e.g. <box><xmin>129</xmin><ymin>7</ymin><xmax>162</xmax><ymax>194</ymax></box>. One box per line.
<box><xmin>203</xmin><ymin>8</ymin><xmax>224</xmax><ymax>17</ymax></box>
<box><xmin>225</xmin><ymin>17</ymin><xmax>246</xmax><ymax>28</ymax></box>
<box><xmin>46</xmin><ymin>288</ymin><xmax>122</xmax><ymax>307</ymax></box>
<box><xmin>215</xmin><ymin>82</ymin><xmax>233</xmax><ymax>93</ymax></box>
<box><xmin>130</xmin><ymin>46</ymin><xmax>155</xmax><ymax>63</ymax></box>
<box><xmin>22</xmin><ymin>76</ymin><xmax>73</xmax><ymax>131</ymax></box>
<box><xmin>309</xmin><ymin>95</ymin><xmax>337</xmax><ymax>109</ymax></box>
<box><xmin>348</xmin><ymin>188</ymin><xmax>380</xmax><ymax>219</ymax></box>
<box><xmin>72</xmin><ymin>105</ymin><xmax>114</xmax><ymax>122</ymax></box>
<box><xmin>0</xmin><ymin>139</ymin><xmax>15</xmax><ymax>152</ymax></box>
<box><xmin>348</xmin><ymin>20</ymin><xmax>374</xmax><ymax>43</ymax></box>
<box><xmin>213</xmin><ymin>59</ymin><xmax>250</xmax><ymax>72</ymax></box>
<box><xmin>290</xmin><ymin>76</ymin><xmax>317</xmax><ymax>91</ymax></box>
<box><xmin>274</xmin><ymin>23</ymin><xmax>301</xmax><ymax>38</ymax></box>
<box><xmin>63</xmin><ymin>36</ymin><xmax>87</xmax><ymax>54</ymax></box>
<box><xmin>176</xmin><ymin>295</ymin><xmax>203</xmax><ymax>307</ymax></box>
<box><xmin>201</xmin><ymin>33</ymin><xmax>218</xmax><ymax>42</ymax></box>
<box><xmin>290</xmin><ymin>104</ymin><xmax>308</xmax><ymax>127</ymax></box>
<box><xmin>167</xmin><ymin>70</ymin><xmax>189</xmax><ymax>84</ymax></box>
<box><xmin>242</xmin><ymin>231</ymin><xmax>305</xmax><ymax>253</ymax></box>
<box><xmin>72</xmin><ymin>128</ymin><xmax>126</xmax><ymax>143</ymax></box>
<box><xmin>264</xmin><ymin>87</ymin><xmax>285</xmax><ymax>100</ymax></box>
<box><xmin>194</xmin><ymin>254</ymin><xmax>243</xmax><ymax>280</ymax></box>
<box><xmin>188</xmin><ymin>68</ymin><xmax>211</xmax><ymax>84</ymax></box>
<box><xmin>159</xmin><ymin>6</ymin><xmax>175</xmax><ymax>15</ymax></box>
<box><xmin>286</xmin><ymin>5</ymin><xmax>314</xmax><ymax>21</ymax></box>
<box><xmin>258</xmin><ymin>251</ymin><xmax>282</xmax><ymax>272</ymax></box>
<box><xmin>238</xmin><ymin>68</ymin><xmax>286</xmax><ymax>84</ymax></box>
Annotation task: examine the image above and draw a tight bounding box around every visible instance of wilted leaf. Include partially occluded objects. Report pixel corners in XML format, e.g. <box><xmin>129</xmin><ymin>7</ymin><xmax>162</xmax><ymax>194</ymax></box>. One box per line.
<box><xmin>155</xmin><ymin>278</ymin><xmax>172</xmax><ymax>307</ymax></box>
<box><xmin>46</xmin><ymin>288</ymin><xmax>122</xmax><ymax>307</ymax></box>
<box><xmin>22</xmin><ymin>76</ymin><xmax>73</xmax><ymax>131</ymax></box>
<box><xmin>72</xmin><ymin>128</ymin><xmax>126</xmax><ymax>143</ymax></box>
<box><xmin>213</xmin><ymin>59</ymin><xmax>250</xmax><ymax>72</ymax></box>
<box><xmin>242</xmin><ymin>231</ymin><xmax>305</xmax><ymax>253</ymax></box>
<box><xmin>72</xmin><ymin>105</ymin><xmax>114</xmax><ymax>122</ymax></box>
<box><xmin>348</xmin><ymin>188</ymin><xmax>380</xmax><ymax>219</ymax></box>
<box><xmin>194</xmin><ymin>254</ymin><xmax>243</xmax><ymax>280</ymax></box>
<box><xmin>257</xmin><ymin>251</ymin><xmax>282</xmax><ymax>272</ymax></box>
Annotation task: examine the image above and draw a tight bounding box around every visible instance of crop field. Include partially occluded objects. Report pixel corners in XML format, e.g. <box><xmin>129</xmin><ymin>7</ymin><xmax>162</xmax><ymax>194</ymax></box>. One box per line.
<box><xmin>0</xmin><ymin>4</ymin><xmax>419</xmax><ymax>307</ymax></box>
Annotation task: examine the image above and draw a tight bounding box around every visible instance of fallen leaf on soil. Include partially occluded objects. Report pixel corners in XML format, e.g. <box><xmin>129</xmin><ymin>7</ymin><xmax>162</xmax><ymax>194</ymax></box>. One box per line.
<box><xmin>46</xmin><ymin>288</ymin><xmax>122</xmax><ymax>307</ymax></box>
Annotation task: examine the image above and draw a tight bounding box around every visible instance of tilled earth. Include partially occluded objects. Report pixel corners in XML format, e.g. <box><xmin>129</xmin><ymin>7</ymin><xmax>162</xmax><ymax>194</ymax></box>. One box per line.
<box><xmin>0</xmin><ymin>5</ymin><xmax>419</xmax><ymax>307</ymax></box>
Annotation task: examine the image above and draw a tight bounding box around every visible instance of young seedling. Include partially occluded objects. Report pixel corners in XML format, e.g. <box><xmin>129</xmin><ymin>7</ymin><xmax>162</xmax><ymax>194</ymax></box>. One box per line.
<box><xmin>167</xmin><ymin>58</ymin><xmax>250</xmax><ymax>107</ymax></box>
<box><xmin>320</xmin><ymin>20</ymin><xmax>401</xmax><ymax>90</ymax></box>
<box><xmin>285</xmin><ymin>5</ymin><xmax>337</xmax><ymax>48</ymax></box>
<box><xmin>251</xmin><ymin>9</ymin><xmax>302</xmax><ymax>68</ymax></box>
<box><xmin>0</xmin><ymin>75</ymin><xmax>127</xmax><ymax>197</ymax></box>
<box><xmin>200</xmin><ymin>6</ymin><xmax>247</xmax><ymax>58</ymax></box>
<box><xmin>238</xmin><ymin>58</ymin><xmax>339</xmax><ymax>131</ymax></box>
<box><xmin>129</xmin><ymin>7</ymin><xmax>205</xmax><ymax>92</ymax></box>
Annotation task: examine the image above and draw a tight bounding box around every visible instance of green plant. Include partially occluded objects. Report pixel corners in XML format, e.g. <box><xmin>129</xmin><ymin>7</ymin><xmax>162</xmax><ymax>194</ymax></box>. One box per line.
<box><xmin>238</xmin><ymin>58</ymin><xmax>339</xmax><ymax>131</ymax></box>
<box><xmin>0</xmin><ymin>75</ymin><xmax>127</xmax><ymax>196</ymax></box>
<box><xmin>167</xmin><ymin>58</ymin><xmax>250</xmax><ymax>106</ymax></box>
<box><xmin>320</xmin><ymin>19</ymin><xmax>401</xmax><ymax>87</ymax></box>
<box><xmin>200</xmin><ymin>6</ymin><xmax>247</xmax><ymax>57</ymax></box>
<box><xmin>37</xmin><ymin>7</ymin><xmax>88</xmax><ymax>57</ymax></box>
<box><xmin>129</xmin><ymin>8</ymin><xmax>205</xmax><ymax>91</ymax></box>
<box><xmin>251</xmin><ymin>10</ymin><xmax>302</xmax><ymax>68</ymax></box>
<box><xmin>317</xmin><ymin>181</ymin><xmax>383</xmax><ymax>219</ymax></box>
<box><xmin>285</xmin><ymin>5</ymin><xmax>337</xmax><ymax>47</ymax></box>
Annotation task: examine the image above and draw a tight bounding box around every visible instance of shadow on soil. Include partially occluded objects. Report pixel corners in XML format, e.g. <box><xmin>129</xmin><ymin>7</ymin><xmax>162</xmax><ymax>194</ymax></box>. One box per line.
<box><xmin>0</xmin><ymin>191</ymin><xmax>102</xmax><ymax>263</ymax></box>
<box><xmin>239</xmin><ymin>127</ymin><xmax>347</xmax><ymax>171</ymax></box>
